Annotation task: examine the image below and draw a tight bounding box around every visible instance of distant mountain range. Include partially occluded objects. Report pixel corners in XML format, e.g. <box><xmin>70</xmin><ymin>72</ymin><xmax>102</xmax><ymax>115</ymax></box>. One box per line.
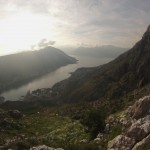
<box><xmin>71</xmin><ymin>45</ymin><xmax>128</xmax><ymax>58</ymax></box>
<box><xmin>0</xmin><ymin>46</ymin><xmax>76</xmax><ymax>93</ymax></box>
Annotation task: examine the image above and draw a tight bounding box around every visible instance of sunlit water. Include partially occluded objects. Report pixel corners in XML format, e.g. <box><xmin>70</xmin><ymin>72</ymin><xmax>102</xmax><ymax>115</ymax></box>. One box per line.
<box><xmin>1</xmin><ymin>55</ymin><xmax>113</xmax><ymax>101</ymax></box>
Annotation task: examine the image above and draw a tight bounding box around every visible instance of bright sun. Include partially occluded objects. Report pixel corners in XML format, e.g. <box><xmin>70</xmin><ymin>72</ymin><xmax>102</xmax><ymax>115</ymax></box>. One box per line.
<box><xmin>0</xmin><ymin>11</ymin><xmax>55</xmax><ymax>55</ymax></box>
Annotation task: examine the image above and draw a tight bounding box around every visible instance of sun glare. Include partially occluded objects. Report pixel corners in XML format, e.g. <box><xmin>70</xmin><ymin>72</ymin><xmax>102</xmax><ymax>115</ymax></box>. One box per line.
<box><xmin>0</xmin><ymin>12</ymin><xmax>55</xmax><ymax>55</ymax></box>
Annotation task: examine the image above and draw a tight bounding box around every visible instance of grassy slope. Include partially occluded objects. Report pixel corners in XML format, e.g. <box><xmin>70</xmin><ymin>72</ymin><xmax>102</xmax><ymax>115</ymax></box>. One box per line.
<box><xmin>0</xmin><ymin>109</ymin><xmax>91</xmax><ymax>149</ymax></box>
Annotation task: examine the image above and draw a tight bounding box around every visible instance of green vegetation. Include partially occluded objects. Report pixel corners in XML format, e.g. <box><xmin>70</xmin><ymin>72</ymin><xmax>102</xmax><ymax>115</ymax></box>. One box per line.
<box><xmin>0</xmin><ymin>109</ymin><xmax>91</xmax><ymax>149</ymax></box>
<box><xmin>80</xmin><ymin>110</ymin><xmax>105</xmax><ymax>139</ymax></box>
<box><xmin>108</xmin><ymin>124</ymin><xmax>122</xmax><ymax>140</ymax></box>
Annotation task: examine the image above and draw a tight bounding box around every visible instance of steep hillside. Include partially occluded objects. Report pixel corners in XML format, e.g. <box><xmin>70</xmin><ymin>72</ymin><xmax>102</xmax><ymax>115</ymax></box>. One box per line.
<box><xmin>0</xmin><ymin>46</ymin><xmax>76</xmax><ymax>93</ymax></box>
<box><xmin>52</xmin><ymin>25</ymin><xmax>150</xmax><ymax>103</ymax></box>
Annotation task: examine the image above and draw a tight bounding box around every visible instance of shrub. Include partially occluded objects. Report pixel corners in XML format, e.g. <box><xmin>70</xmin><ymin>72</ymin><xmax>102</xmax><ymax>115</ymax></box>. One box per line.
<box><xmin>81</xmin><ymin>110</ymin><xmax>105</xmax><ymax>139</ymax></box>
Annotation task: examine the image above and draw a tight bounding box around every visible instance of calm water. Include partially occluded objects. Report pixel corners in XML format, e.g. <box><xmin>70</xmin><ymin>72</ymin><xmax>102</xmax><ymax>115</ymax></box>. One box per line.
<box><xmin>1</xmin><ymin>55</ymin><xmax>112</xmax><ymax>101</ymax></box>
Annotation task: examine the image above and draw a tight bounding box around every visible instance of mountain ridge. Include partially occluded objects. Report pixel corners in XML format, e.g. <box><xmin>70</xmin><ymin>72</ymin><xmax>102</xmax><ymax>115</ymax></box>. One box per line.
<box><xmin>71</xmin><ymin>45</ymin><xmax>128</xmax><ymax>58</ymax></box>
<box><xmin>0</xmin><ymin>46</ymin><xmax>76</xmax><ymax>94</ymax></box>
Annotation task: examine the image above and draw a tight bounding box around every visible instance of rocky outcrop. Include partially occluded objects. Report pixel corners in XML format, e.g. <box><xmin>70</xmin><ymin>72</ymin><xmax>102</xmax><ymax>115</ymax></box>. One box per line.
<box><xmin>130</xmin><ymin>96</ymin><xmax>150</xmax><ymax>119</ymax></box>
<box><xmin>108</xmin><ymin>135</ymin><xmax>135</xmax><ymax>150</ymax></box>
<box><xmin>132</xmin><ymin>134</ymin><xmax>150</xmax><ymax>150</ymax></box>
<box><xmin>127</xmin><ymin>115</ymin><xmax>150</xmax><ymax>142</ymax></box>
<box><xmin>107</xmin><ymin>95</ymin><xmax>150</xmax><ymax>150</ymax></box>
<box><xmin>30</xmin><ymin>145</ymin><xmax>64</xmax><ymax>150</ymax></box>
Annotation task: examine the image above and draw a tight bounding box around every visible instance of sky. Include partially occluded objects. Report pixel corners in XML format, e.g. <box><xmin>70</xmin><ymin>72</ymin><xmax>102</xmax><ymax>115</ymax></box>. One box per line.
<box><xmin>0</xmin><ymin>0</ymin><xmax>150</xmax><ymax>55</ymax></box>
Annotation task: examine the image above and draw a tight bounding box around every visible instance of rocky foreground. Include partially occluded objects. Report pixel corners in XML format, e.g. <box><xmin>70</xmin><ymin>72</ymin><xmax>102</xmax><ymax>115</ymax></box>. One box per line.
<box><xmin>0</xmin><ymin>96</ymin><xmax>150</xmax><ymax>150</ymax></box>
<box><xmin>28</xmin><ymin>95</ymin><xmax>150</xmax><ymax>150</ymax></box>
<box><xmin>107</xmin><ymin>95</ymin><xmax>150</xmax><ymax>150</ymax></box>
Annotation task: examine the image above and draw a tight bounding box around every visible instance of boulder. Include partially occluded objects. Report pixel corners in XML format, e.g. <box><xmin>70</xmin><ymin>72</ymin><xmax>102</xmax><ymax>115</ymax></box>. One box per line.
<box><xmin>107</xmin><ymin>135</ymin><xmax>135</xmax><ymax>150</ymax></box>
<box><xmin>127</xmin><ymin>115</ymin><xmax>150</xmax><ymax>142</ymax></box>
<box><xmin>94</xmin><ymin>138</ymin><xmax>101</xmax><ymax>143</ymax></box>
<box><xmin>97</xmin><ymin>133</ymin><xmax>104</xmax><ymax>139</ymax></box>
<box><xmin>8</xmin><ymin>110</ymin><xmax>23</xmax><ymax>119</ymax></box>
<box><xmin>105</xmin><ymin>124</ymin><xmax>110</xmax><ymax>133</ymax></box>
<box><xmin>79</xmin><ymin>139</ymin><xmax>88</xmax><ymax>143</ymax></box>
<box><xmin>107</xmin><ymin>95</ymin><xmax>150</xmax><ymax>150</ymax></box>
<box><xmin>130</xmin><ymin>96</ymin><xmax>150</xmax><ymax>119</ymax></box>
<box><xmin>132</xmin><ymin>134</ymin><xmax>150</xmax><ymax>150</ymax></box>
<box><xmin>30</xmin><ymin>145</ymin><xmax>54</xmax><ymax>150</ymax></box>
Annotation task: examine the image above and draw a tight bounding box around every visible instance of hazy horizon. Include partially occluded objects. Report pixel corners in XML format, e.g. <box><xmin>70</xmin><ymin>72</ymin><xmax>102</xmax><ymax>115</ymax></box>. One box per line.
<box><xmin>0</xmin><ymin>44</ymin><xmax>129</xmax><ymax>57</ymax></box>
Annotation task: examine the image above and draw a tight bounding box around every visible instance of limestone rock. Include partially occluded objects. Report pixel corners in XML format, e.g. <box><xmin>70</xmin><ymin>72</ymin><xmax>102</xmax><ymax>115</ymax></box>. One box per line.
<box><xmin>79</xmin><ymin>139</ymin><xmax>88</xmax><ymax>143</ymax></box>
<box><xmin>127</xmin><ymin>115</ymin><xmax>150</xmax><ymax>142</ymax></box>
<box><xmin>107</xmin><ymin>95</ymin><xmax>150</xmax><ymax>150</ymax></box>
<box><xmin>30</xmin><ymin>145</ymin><xmax>54</xmax><ymax>150</ymax></box>
<box><xmin>30</xmin><ymin>145</ymin><xmax>64</xmax><ymax>150</ymax></box>
<box><xmin>130</xmin><ymin>96</ymin><xmax>150</xmax><ymax>119</ymax></box>
<box><xmin>108</xmin><ymin>135</ymin><xmax>135</xmax><ymax>150</ymax></box>
<box><xmin>132</xmin><ymin>134</ymin><xmax>150</xmax><ymax>150</ymax></box>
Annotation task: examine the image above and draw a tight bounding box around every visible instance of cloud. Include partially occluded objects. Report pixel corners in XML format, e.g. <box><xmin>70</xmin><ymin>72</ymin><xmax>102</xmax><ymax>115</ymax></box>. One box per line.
<box><xmin>38</xmin><ymin>39</ymin><xmax>55</xmax><ymax>48</ymax></box>
<box><xmin>0</xmin><ymin>0</ymin><xmax>150</xmax><ymax>49</ymax></box>
<box><xmin>30</xmin><ymin>39</ymin><xmax>56</xmax><ymax>50</ymax></box>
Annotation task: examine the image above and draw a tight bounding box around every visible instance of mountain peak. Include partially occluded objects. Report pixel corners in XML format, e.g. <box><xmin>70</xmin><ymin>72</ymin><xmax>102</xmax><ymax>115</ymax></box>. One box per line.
<box><xmin>146</xmin><ymin>24</ymin><xmax>150</xmax><ymax>32</ymax></box>
<box><xmin>145</xmin><ymin>25</ymin><xmax>150</xmax><ymax>34</ymax></box>
<box><xmin>142</xmin><ymin>25</ymin><xmax>150</xmax><ymax>40</ymax></box>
